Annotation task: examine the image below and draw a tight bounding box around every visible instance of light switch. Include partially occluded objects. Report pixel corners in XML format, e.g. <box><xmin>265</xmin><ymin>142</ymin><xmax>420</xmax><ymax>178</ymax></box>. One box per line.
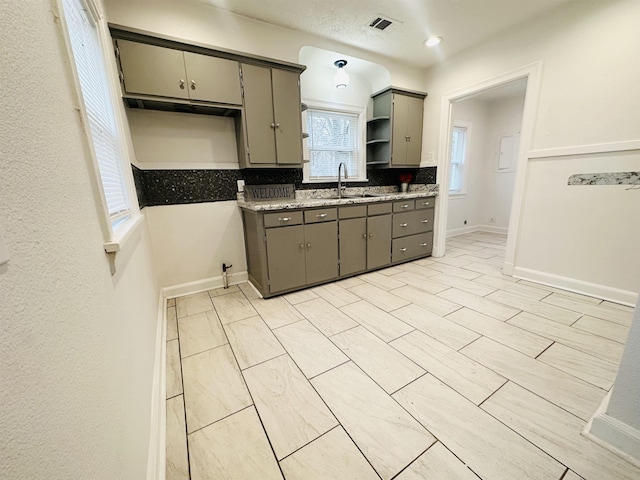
<box><xmin>0</xmin><ymin>228</ymin><xmax>9</xmax><ymax>266</ymax></box>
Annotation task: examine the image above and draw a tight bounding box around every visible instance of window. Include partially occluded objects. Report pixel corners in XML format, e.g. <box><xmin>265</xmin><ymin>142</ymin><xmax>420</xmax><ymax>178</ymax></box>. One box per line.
<box><xmin>304</xmin><ymin>107</ymin><xmax>364</xmax><ymax>182</ymax></box>
<box><xmin>59</xmin><ymin>0</ymin><xmax>137</xmax><ymax>240</ymax></box>
<box><xmin>449</xmin><ymin>124</ymin><xmax>469</xmax><ymax>194</ymax></box>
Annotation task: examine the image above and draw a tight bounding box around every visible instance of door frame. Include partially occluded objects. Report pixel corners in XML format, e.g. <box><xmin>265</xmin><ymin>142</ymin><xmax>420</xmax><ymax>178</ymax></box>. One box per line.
<box><xmin>432</xmin><ymin>61</ymin><xmax>543</xmax><ymax>276</ymax></box>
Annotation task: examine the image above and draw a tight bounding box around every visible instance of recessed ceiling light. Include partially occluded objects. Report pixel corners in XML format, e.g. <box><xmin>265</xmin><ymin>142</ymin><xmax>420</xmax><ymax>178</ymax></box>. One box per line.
<box><xmin>425</xmin><ymin>36</ymin><xmax>442</xmax><ymax>47</ymax></box>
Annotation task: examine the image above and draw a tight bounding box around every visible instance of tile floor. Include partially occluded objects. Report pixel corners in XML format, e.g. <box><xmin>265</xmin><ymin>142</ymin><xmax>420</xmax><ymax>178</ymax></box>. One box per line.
<box><xmin>164</xmin><ymin>232</ymin><xmax>639</xmax><ymax>480</ymax></box>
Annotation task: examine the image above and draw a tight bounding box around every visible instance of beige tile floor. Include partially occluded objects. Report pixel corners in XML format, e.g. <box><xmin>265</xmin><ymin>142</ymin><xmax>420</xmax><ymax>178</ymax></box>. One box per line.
<box><xmin>164</xmin><ymin>232</ymin><xmax>639</xmax><ymax>480</ymax></box>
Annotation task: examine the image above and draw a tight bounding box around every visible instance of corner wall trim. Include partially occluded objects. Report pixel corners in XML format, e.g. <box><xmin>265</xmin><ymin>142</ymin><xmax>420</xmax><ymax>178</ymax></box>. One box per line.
<box><xmin>163</xmin><ymin>271</ymin><xmax>249</xmax><ymax>299</ymax></box>
<box><xmin>147</xmin><ymin>293</ymin><xmax>167</xmax><ymax>480</ymax></box>
<box><xmin>584</xmin><ymin>393</ymin><xmax>640</xmax><ymax>469</ymax></box>
<box><xmin>529</xmin><ymin>139</ymin><xmax>640</xmax><ymax>159</ymax></box>
<box><xmin>446</xmin><ymin>225</ymin><xmax>508</xmax><ymax>238</ymax></box>
<box><xmin>513</xmin><ymin>266</ymin><xmax>638</xmax><ymax>306</ymax></box>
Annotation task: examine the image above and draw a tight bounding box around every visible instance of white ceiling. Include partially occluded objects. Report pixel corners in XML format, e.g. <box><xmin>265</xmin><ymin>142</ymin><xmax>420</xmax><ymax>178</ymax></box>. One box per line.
<box><xmin>193</xmin><ymin>0</ymin><xmax>574</xmax><ymax>68</ymax></box>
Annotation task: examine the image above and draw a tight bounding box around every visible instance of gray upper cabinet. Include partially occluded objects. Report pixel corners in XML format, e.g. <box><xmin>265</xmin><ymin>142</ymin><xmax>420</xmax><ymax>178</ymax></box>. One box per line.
<box><xmin>116</xmin><ymin>39</ymin><xmax>242</xmax><ymax>105</ymax></box>
<box><xmin>367</xmin><ymin>87</ymin><xmax>427</xmax><ymax>168</ymax></box>
<box><xmin>239</xmin><ymin>64</ymin><xmax>303</xmax><ymax>167</ymax></box>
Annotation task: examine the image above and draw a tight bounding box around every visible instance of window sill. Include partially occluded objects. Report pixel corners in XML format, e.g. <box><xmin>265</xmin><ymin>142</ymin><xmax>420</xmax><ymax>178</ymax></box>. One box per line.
<box><xmin>104</xmin><ymin>214</ymin><xmax>145</xmax><ymax>253</ymax></box>
<box><xmin>449</xmin><ymin>192</ymin><xmax>467</xmax><ymax>199</ymax></box>
<box><xmin>302</xmin><ymin>178</ymin><xmax>369</xmax><ymax>184</ymax></box>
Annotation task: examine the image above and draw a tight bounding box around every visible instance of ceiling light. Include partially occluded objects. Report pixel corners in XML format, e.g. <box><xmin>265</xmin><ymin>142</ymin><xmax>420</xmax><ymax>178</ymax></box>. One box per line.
<box><xmin>333</xmin><ymin>60</ymin><xmax>349</xmax><ymax>89</ymax></box>
<box><xmin>425</xmin><ymin>36</ymin><xmax>442</xmax><ymax>47</ymax></box>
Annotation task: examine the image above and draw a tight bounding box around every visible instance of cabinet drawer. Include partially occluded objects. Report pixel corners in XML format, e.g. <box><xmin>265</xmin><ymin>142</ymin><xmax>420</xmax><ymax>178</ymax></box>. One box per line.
<box><xmin>392</xmin><ymin>233</ymin><xmax>433</xmax><ymax>262</ymax></box>
<box><xmin>264</xmin><ymin>211</ymin><xmax>303</xmax><ymax>228</ymax></box>
<box><xmin>393</xmin><ymin>200</ymin><xmax>414</xmax><ymax>212</ymax></box>
<box><xmin>393</xmin><ymin>209</ymin><xmax>434</xmax><ymax>238</ymax></box>
<box><xmin>415</xmin><ymin>197</ymin><xmax>435</xmax><ymax>210</ymax></box>
<box><xmin>339</xmin><ymin>205</ymin><xmax>366</xmax><ymax>219</ymax></box>
<box><xmin>368</xmin><ymin>202</ymin><xmax>393</xmax><ymax>216</ymax></box>
<box><xmin>304</xmin><ymin>208</ymin><xmax>337</xmax><ymax>223</ymax></box>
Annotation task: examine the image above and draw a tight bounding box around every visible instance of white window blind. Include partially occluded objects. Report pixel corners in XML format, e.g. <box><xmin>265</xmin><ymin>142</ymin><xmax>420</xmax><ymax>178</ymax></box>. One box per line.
<box><xmin>307</xmin><ymin>109</ymin><xmax>359</xmax><ymax>180</ymax></box>
<box><xmin>449</xmin><ymin>126</ymin><xmax>467</xmax><ymax>193</ymax></box>
<box><xmin>62</xmin><ymin>0</ymin><xmax>131</xmax><ymax>228</ymax></box>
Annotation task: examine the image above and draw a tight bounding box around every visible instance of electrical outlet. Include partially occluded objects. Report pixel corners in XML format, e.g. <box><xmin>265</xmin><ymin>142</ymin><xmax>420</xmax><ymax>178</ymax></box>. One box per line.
<box><xmin>489</xmin><ymin>217</ymin><xmax>496</xmax><ymax>224</ymax></box>
<box><xmin>237</xmin><ymin>179</ymin><xmax>245</xmax><ymax>192</ymax></box>
<box><xmin>428</xmin><ymin>151</ymin><xmax>435</xmax><ymax>162</ymax></box>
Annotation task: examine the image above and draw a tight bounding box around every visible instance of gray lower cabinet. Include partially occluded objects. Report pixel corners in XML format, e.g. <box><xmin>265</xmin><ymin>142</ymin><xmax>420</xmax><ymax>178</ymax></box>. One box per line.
<box><xmin>242</xmin><ymin>198</ymin><xmax>434</xmax><ymax>297</ymax></box>
<box><xmin>367</xmin><ymin>214</ymin><xmax>392</xmax><ymax>269</ymax></box>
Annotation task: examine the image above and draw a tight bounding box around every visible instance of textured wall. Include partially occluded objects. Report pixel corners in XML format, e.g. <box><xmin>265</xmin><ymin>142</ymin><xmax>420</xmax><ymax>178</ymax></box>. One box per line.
<box><xmin>0</xmin><ymin>1</ymin><xmax>160</xmax><ymax>478</ymax></box>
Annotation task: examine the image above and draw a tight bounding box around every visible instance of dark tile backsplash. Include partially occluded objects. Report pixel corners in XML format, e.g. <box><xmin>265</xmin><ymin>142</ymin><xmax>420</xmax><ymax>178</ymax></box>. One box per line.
<box><xmin>134</xmin><ymin>166</ymin><xmax>437</xmax><ymax>207</ymax></box>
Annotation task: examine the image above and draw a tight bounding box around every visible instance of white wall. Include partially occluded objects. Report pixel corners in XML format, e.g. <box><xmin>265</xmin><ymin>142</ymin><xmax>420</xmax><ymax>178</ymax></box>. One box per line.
<box><xmin>427</xmin><ymin>0</ymin><xmax>640</xmax><ymax>301</ymax></box>
<box><xmin>145</xmin><ymin>202</ymin><xmax>247</xmax><ymax>289</ymax></box>
<box><xmin>0</xmin><ymin>1</ymin><xmax>160</xmax><ymax>478</ymax></box>
<box><xmin>447</xmin><ymin>93</ymin><xmax>523</xmax><ymax>235</ymax></box>
<box><xmin>128</xmin><ymin>109</ymin><xmax>239</xmax><ymax>169</ymax></box>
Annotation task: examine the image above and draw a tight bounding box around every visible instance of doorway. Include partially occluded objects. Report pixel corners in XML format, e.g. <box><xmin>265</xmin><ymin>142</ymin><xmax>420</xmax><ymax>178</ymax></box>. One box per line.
<box><xmin>432</xmin><ymin>62</ymin><xmax>542</xmax><ymax>276</ymax></box>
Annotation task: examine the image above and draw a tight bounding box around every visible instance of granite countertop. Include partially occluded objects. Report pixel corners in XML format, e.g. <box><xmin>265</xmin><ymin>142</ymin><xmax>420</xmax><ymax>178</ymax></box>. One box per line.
<box><xmin>238</xmin><ymin>184</ymin><xmax>439</xmax><ymax>212</ymax></box>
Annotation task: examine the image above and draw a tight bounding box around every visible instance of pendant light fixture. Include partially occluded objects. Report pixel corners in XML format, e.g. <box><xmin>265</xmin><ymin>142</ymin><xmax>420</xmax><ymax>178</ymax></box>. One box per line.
<box><xmin>333</xmin><ymin>59</ymin><xmax>349</xmax><ymax>89</ymax></box>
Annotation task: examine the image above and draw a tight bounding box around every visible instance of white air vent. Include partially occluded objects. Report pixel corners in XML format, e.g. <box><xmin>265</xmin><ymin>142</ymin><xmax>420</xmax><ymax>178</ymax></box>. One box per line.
<box><xmin>369</xmin><ymin>16</ymin><xmax>393</xmax><ymax>30</ymax></box>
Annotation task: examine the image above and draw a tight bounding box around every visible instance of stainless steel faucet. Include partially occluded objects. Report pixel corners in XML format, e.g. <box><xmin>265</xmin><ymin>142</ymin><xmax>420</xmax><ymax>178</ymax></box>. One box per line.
<box><xmin>338</xmin><ymin>162</ymin><xmax>348</xmax><ymax>198</ymax></box>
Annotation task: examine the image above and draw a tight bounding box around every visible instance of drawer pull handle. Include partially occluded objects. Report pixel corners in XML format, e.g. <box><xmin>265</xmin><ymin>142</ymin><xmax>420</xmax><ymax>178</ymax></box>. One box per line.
<box><xmin>399</xmin><ymin>247</ymin><xmax>407</xmax><ymax>252</ymax></box>
<box><xmin>422</xmin><ymin>201</ymin><xmax>430</xmax><ymax>206</ymax></box>
<box><xmin>191</xmin><ymin>80</ymin><xmax>196</xmax><ymax>90</ymax></box>
<box><xmin>421</xmin><ymin>220</ymin><xmax>429</xmax><ymax>224</ymax></box>
<box><xmin>278</xmin><ymin>217</ymin><xmax>291</xmax><ymax>222</ymax></box>
<box><xmin>400</xmin><ymin>223</ymin><xmax>408</xmax><ymax>228</ymax></box>
<box><xmin>401</xmin><ymin>204</ymin><xmax>410</xmax><ymax>209</ymax></box>
<box><xmin>316</xmin><ymin>213</ymin><xmax>328</xmax><ymax>218</ymax></box>
<box><xmin>179</xmin><ymin>79</ymin><xmax>185</xmax><ymax>89</ymax></box>
<box><xmin>420</xmin><ymin>242</ymin><xmax>428</xmax><ymax>247</ymax></box>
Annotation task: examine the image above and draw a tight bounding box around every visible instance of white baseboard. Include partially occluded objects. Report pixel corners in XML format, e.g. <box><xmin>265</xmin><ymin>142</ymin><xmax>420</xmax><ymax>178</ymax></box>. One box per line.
<box><xmin>162</xmin><ymin>271</ymin><xmax>249</xmax><ymax>299</ymax></box>
<box><xmin>147</xmin><ymin>293</ymin><xmax>167</xmax><ymax>480</ymax></box>
<box><xmin>513</xmin><ymin>266</ymin><xmax>638</xmax><ymax>306</ymax></box>
<box><xmin>447</xmin><ymin>224</ymin><xmax>508</xmax><ymax>238</ymax></box>
<box><xmin>584</xmin><ymin>392</ymin><xmax>640</xmax><ymax>468</ymax></box>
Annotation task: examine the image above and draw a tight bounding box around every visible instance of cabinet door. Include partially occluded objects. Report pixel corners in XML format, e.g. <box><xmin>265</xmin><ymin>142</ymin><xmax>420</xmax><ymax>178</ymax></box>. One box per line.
<box><xmin>391</xmin><ymin>93</ymin><xmax>410</xmax><ymax>166</ymax></box>
<box><xmin>117</xmin><ymin>40</ymin><xmax>189</xmax><ymax>100</ymax></box>
<box><xmin>305</xmin><ymin>222</ymin><xmax>338</xmax><ymax>285</ymax></box>
<box><xmin>266</xmin><ymin>225</ymin><xmax>306</xmax><ymax>293</ymax></box>
<box><xmin>405</xmin><ymin>95</ymin><xmax>424</xmax><ymax>166</ymax></box>
<box><xmin>271</xmin><ymin>69</ymin><xmax>303</xmax><ymax>165</ymax></box>
<box><xmin>367</xmin><ymin>215</ymin><xmax>391</xmax><ymax>269</ymax></box>
<box><xmin>241</xmin><ymin>64</ymin><xmax>277</xmax><ymax>165</ymax></box>
<box><xmin>339</xmin><ymin>218</ymin><xmax>367</xmax><ymax>277</ymax></box>
<box><xmin>183</xmin><ymin>52</ymin><xmax>242</xmax><ymax>105</ymax></box>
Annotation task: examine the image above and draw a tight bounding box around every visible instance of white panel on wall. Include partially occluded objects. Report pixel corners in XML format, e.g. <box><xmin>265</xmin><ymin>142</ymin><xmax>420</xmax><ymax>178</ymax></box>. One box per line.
<box><xmin>498</xmin><ymin>135</ymin><xmax>516</xmax><ymax>171</ymax></box>
<box><xmin>127</xmin><ymin>109</ymin><xmax>239</xmax><ymax>169</ymax></box>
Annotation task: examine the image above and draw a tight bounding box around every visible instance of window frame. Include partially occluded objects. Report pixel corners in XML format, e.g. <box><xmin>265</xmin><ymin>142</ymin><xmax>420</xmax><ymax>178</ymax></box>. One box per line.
<box><xmin>448</xmin><ymin>121</ymin><xmax>472</xmax><ymax>197</ymax></box>
<box><xmin>56</xmin><ymin>0</ymin><xmax>142</xmax><ymax>253</ymax></box>
<box><xmin>302</xmin><ymin>101</ymin><xmax>367</xmax><ymax>183</ymax></box>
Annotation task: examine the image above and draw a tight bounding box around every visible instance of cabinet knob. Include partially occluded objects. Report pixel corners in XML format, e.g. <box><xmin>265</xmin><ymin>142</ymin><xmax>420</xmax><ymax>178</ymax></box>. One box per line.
<box><xmin>270</xmin><ymin>123</ymin><xmax>276</xmax><ymax>129</ymax></box>
<box><xmin>191</xmin><ymin>80</ymin><xmax>196</xmax><ymax>90</ymax></box>
<box><xmin>401</xmin><ymin>204</ymin><xmax>409</xmax><ymax>209</ymax></box>
<box><xmin>316</xmin><ymin>213</ymin><xmax>327</xmax><ymax>218</ymax></box>
<box><xmin>405</xmin><ymin>135</ymin><xmax>410</xmax><ymax>141</ymax></box>
<box><xmin>278</xmin><ymin>217</ymin><xmax>291</xmax><ymax>222</ymax></box>
<box><xmin>179</xmin><ymin>79</ymin><xmax>185</xmax><ymax>89</ymax></box>
<box><xmin>306</xmin><ymin>243</ymin><xmax>312</xmax><ymax>248</ymax></box>
<box><xmin>299</xmin><ymin>243</ymin><xmax>304</xmax><ymax>249</ymax></box>
<box><xmin>362</xmin><ymin>233</ymin><xmax>367</xmax><ymax>239</ymax></box>
<box><xmin>422</xmin><ymin>201</ymin><xmax>430</xmax><ymax>206</ymax></box>
<box><xmin>399</xmin><ymin>247</ymin><xmax>407</xmax><ymax>252</ymax></box>
<box><xmin>369</xmin><ymin>233</ymin><xmax>373</xmax><ymax>238</ymax></box>
<box><xmin>421</xmin><ymin>220</ymin><xmax>429</xmax><ymax>224</ymax></box>
<box><xmin>420</xmin><ymin>243</ymin><xmax>428</xmax><ymax>247</ymax></box>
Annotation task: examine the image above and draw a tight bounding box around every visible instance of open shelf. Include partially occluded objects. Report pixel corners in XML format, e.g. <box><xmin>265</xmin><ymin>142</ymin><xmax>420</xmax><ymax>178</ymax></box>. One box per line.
<box><xmin>366</xmin><ymin>139</ymin><xmax>389</xmax><ymax>145</ymax></box>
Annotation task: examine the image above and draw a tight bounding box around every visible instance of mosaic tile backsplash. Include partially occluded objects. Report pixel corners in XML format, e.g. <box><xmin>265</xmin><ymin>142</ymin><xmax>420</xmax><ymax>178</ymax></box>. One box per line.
<box><xmin>131</xmin><ymin>166</ymin><xmax>437</xmax><ymax>208</ymax></box>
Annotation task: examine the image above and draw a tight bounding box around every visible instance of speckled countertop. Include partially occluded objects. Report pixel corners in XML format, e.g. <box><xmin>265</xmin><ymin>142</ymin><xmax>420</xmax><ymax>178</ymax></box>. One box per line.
<box><xmin>237</xmin><ymin>184</ymin><xmax>439</xmax><ymax>212</ymax></box>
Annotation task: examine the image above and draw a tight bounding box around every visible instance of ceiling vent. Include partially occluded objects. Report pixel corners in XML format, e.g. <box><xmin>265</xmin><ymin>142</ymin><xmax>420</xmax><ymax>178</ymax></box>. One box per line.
<box><xmin>369</xmin><ymin>16</ymin><xmax>394</xmax><ymax>31</ymax></box>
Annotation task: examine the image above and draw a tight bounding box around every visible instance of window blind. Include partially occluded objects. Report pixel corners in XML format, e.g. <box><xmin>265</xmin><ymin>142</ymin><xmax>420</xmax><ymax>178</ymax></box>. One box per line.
<box><xmin>62</xmin><ymin>0</ymin><xmax>131</xmax><ymax>227</ymax></box>
<box><xmin>307</xmin><ymin>109</ymin><xmax>359</xmax><ymax>179</ymax></box>
<box><xmin>449</xmin><ymin>126</ymin><xmax>467</xmax><ymax>192</ymax></box>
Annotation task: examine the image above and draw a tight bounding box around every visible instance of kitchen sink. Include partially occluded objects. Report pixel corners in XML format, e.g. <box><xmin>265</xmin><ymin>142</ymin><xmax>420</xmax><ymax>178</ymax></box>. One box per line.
<box><xmin>326</xmin><ymin>195</ymin><xmax>364</xmax><ymax>199</ymax></box>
